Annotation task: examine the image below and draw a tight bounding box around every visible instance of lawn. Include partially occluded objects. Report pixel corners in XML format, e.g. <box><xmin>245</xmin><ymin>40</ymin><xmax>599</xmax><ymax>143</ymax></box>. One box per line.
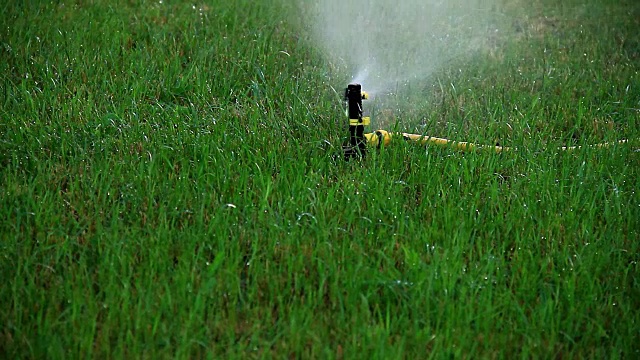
<box><xmin>1</xmin><ymin>0</ymin><xmax>638</xmax><ymax>358</ymax></box>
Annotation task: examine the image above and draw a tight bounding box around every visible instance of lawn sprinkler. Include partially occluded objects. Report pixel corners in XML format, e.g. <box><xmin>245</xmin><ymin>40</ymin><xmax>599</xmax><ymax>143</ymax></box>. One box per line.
<box><xmin>341</xmin><ymin>82</ymin><xmax>506</xmax><ymax>158</ymax></box>
<box><xmin>340</xmin><ymin>83</ymin><xmax>629</xmax><ymax>157</ymax></box>
<box><xmin>342</xmin><ymin>83</ymin><xmax>370</xmax><ymax>160</ymax></box>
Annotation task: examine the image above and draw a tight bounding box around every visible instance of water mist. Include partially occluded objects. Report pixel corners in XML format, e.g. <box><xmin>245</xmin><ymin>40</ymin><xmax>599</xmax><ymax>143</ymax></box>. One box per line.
<box><xmin>303</xmin><ymin>0</ymin><xmax>506</xmax><ymax>125</ymax></box>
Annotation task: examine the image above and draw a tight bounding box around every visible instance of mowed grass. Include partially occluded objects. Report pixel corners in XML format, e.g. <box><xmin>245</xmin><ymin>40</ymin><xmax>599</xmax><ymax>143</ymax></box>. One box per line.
<box><xmin>1</xmin><ymin>0</ymin><xmax>639</xmax><ymax>358</ymax></box>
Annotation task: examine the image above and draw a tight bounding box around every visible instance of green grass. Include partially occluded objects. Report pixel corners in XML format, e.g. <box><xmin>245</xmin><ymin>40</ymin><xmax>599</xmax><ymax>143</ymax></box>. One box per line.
<box><xmin>1</xmin><ymin>0</ymin><xmax>639</xmax><ymax>358</ymax></box>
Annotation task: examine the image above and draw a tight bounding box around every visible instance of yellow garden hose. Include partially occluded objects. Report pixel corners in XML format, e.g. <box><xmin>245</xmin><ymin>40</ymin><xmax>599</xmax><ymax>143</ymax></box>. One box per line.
<box><xmin>343</xmin><ymin>83</ymin><xmax>630</xmax><ymax>159</ymax></box>
<box><xmin>364</xmin><ymin>129</ymin><xmax>629</xmax><ymax>153</ymax></box>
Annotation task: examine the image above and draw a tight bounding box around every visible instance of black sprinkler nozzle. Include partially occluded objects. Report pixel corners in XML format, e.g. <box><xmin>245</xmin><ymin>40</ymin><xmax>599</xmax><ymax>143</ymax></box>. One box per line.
<box><xmin>343</xmin><ymin>83</ymin><xmax>368</xmax><ymax>160</ymax></box>
<box><xmin>345</xmin><ymin>83</ymin><xmax>366</xmax><ymax>121</ymax></box>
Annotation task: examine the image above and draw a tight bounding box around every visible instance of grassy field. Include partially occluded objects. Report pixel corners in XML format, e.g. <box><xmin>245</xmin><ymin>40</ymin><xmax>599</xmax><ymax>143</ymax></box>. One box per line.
<box><xmin>1</xmin><ymin>0</ymin><xmax>639</xmax><ymax>358</ymax></box>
